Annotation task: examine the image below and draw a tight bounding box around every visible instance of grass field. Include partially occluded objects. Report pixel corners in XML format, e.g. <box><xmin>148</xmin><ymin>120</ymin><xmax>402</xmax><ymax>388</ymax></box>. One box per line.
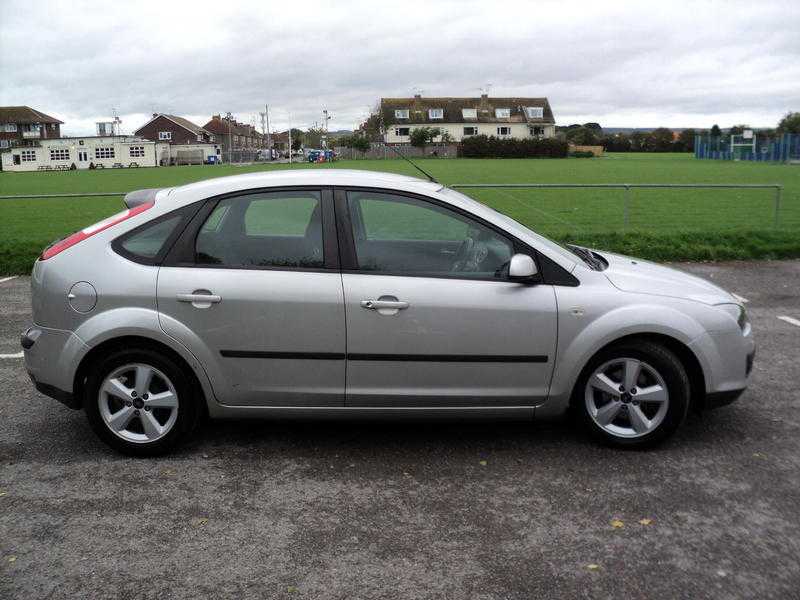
<box><xmin>1</xmin><ymin>153</ymin><xmax>798</xmax><ymax>273</ymax></box>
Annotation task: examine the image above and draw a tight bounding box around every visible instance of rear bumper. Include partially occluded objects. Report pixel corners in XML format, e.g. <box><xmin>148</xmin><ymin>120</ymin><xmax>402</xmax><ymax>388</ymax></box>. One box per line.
<box><xmin>21</xmin><ymin>325</ymin><xmax>87</xmax><ymax>409</ymax></box>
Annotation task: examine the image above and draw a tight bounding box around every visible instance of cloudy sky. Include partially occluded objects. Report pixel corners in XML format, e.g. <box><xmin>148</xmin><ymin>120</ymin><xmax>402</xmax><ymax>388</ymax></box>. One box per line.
<box><xmin>1</xmin><ymin>0</ymin><xmax>798</xmax><ymax>136</ymax></box>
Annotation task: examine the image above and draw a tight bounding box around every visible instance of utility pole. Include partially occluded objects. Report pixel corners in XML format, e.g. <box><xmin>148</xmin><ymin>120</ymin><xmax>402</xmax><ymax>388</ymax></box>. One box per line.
<box><xmin>288</xmin><ymin>114</ymin><xmax>292</xmax><ymax>164</ymax></box>
<box><xmin>264</xmin><ymin>104</ymin><xmax>271</xmax><ymax>160</ymax></box>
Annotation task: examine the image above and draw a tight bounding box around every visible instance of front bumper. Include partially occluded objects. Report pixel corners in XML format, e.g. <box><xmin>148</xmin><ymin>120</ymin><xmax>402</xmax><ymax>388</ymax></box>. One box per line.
<box><xmin>21</xmin><ymin>325</ymin><xmax>87</xmax><ymax>410</ymax></box>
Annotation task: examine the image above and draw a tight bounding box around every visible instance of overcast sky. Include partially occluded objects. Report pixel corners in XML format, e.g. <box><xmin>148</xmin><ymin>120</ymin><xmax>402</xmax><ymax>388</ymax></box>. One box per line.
<box><xmin>1</xmin><ymin>0</ymin><xmax>798</xmax><ymax>136</ymax></box>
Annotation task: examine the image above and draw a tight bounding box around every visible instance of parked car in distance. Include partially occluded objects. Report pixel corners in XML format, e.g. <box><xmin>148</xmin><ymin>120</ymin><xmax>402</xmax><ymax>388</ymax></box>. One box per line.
<box><xmin>21</xmin><ymin>170</ymin><xmax>755</xmax><ymax>455</ymax></box>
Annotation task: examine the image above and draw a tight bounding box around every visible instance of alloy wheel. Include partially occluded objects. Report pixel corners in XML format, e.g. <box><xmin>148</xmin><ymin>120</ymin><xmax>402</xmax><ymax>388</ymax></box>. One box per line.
<box><xmin>97</xmin><ymin>363</ymin><xmax>179</xmax><ymax>444</ymax></box>
<box><xmin>584</xmin><ymin>358</ymin><xmax>669</xmax><ymax>438</ymax></box>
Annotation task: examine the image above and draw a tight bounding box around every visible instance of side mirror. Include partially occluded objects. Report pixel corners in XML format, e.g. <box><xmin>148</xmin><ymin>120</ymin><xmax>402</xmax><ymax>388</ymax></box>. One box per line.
<box><xmin>508</xmin><ymin>254</ymin><xmax>538</xmax><ymax>282</ymax></box>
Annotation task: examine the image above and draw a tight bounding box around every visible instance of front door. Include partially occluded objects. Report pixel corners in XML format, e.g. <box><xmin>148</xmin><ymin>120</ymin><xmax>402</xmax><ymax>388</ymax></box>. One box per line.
<box><xmin>338</xmin><ymin>189</ymin><xmax>557</xmax><ymax>407</ymax></box>
<box><xmin>158</xmin><ymin>188</ymin><xmax>345</xmax><ymax>407</ymax></box>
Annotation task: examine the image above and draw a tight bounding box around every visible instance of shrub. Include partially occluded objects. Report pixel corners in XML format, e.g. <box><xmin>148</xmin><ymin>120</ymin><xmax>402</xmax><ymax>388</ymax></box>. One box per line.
<box><xmin>569</xmin><ymin>151</ymin><xmax>595</xmax><ymax>158</ymax></box>
<box><xmin>458</xmin><ymin>135</ymin><xmax>568</xmax><ymax>158</ymax></box>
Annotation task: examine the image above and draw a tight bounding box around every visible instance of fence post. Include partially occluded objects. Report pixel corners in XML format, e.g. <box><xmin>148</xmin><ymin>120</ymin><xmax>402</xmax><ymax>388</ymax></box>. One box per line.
<box><xmin>623</xmin><ymin>185</ymin><xmax>630</xmax><ymax>229</ymax></box>
<box><xmin>775</xmin><ymin>186</ymin><xmax>782</xmax><ymax>228</ymax></box>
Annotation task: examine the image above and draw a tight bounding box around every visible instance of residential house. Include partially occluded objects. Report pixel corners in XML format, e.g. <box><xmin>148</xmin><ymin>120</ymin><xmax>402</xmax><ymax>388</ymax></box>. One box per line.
<box><xmin>380</xmin><ymin>94</ymin><xmax>556</xmax><ymax>144</ymax></box>
<box><xmin>134</xmin><ymin>113</ymin><xmax>215</xmax><ymax>145</ymax></box>
<box><xmin>0</xmin><ymin>106</ymin><xmax>63</xmax><ymax>150</ymax></box>
<box><xmin>203</xmin><ymin>114</ymin><xmax>265</xmax><ymax>157</ymax></box>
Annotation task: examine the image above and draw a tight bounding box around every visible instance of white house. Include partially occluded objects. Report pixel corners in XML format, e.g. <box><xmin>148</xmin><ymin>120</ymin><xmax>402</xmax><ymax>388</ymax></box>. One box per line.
<box><xmin>380</xmin><ymin>94</ymin><xmax>556</xmax><ymax>144</ymax></box>
<box><xmin>1</xmin><ymin>135</ymin><xmax>158</xmax><ymax>171</ymax></box>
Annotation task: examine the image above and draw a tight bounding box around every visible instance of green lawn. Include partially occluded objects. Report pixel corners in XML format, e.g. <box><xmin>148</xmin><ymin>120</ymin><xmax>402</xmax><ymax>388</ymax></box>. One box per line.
<box><xmin>1</xmin><ymin>153</ymin><xmax>798</xmax><ymax>273</ymax></box>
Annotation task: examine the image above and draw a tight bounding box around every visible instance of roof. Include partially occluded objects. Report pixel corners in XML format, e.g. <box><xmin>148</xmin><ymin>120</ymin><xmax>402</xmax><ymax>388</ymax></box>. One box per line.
<box><xmin>381</xmin><ymin>96</ymin><xmax>554</xmax><ymax>125</ymax></box>
<box><xmin>134</xmin><ymin>114</ymin><xmax>211</xmax><ymax>137</ymax></box>
<box><xmin>0</xmin><ymin>106</ymin><xmax>63</xmax><ymax>124</ymax></box>
<box><xmin>203</xmin><ymin>116</ymin><xmax>262</xmax><ymax>137</ymax></box>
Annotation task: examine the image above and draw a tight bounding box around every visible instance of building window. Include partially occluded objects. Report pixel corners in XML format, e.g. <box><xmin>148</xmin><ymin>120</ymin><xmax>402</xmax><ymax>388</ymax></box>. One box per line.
<box><xmin>197</xmin><ymin>134</ymin><xmax>203</xmax><ymax>142</ymax></box>
<box><xmin>525</xmin><ymin>106</ymin><xmax>544</xmax><ymax>119</ymax></box>
<box><xmin>531</xmin><ymin>127</ymin><xmax>545</xmax><ymax>136</ymax></box>
<box><xmin>495</xmin><ymin>108</ymin><xmax>511</xmax><ymax>118</ymax></box>
<box><xmin>50</xmin><ymin>148</ymin><xmax>70</xmax><ymax>161</ymax></box>
<box><xmin>462</xmin><ymin>108</ymin><xmax>477</xmax><ymax>120</ymax></box>
<box><xmin>395</xmin><ymin>127</ymin><xmax>410</xmax><ymax>137</ymax></box>
<box><xmin>158</xmin><ymin>131</ymin><xmax>172</xmax><ymax>141</ymax></box>
<box><xmin>95</xmin><ymin>147</ymin><xmax>115</xmax><ymax>159</ymax></box>
<box><xmin>5</xmin><ymin>123</ymin><xmax>17</xmax><ymax>132</ymax></box>
<box><xmin>497</xmin><ymin>127</ymin><xmax>511</xmax><ymax>136</ymax></box>
<box><xmin>20</xmin><ymin>149</ymin><xmax>37</xmax><ymax>162</ymax></box>
<box><xmin>210</xmin><ymin>135</ymin><xmax>215</xmax><ymax>142</ymax></box>
<box><xmin>463</xmin><ymin>127</ymin><xmax>478</xmax><ymax>136</ymax></box>
<box><xmin>394</xmin><ymin>109</ymin><xmax>409</xmax><ymax>120</ymax></box>
<box><xmin>51</xmin><ymin>123</ymin><xmax>57</xmax><ymax>130</ymax></box>
<box><xmin>0</xmin><ymin>140</ymin><xmax>8</xmax><ymax>149</ymax></box>
<box><xmin>129</xmin><ymin>146</ymin><xmax>145</xmax><ymax>157</ymax></box>
<box><xmin>428</xmin><ymin>108</ymin><xmax>444</xmax><ymax>120</ymax></box>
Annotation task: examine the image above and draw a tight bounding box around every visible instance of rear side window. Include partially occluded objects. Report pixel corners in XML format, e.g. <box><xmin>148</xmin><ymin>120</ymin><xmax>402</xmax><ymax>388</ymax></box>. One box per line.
<box><xmin>195</xmin><ymin>191</ymin><xmax>323</xmax><ymax>268</ymax></box>
<box><xmin>119</xmin><ymin>215</ymin><xmax>183</xmax><ymax>259</ymax></box>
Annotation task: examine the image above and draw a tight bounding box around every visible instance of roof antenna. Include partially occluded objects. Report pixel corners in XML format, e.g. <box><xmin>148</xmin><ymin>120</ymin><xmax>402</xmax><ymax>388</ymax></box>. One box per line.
<box><xmin>386</xmin><ymin>144</ymin><xmax>440</xmax><ymax>184</ymax></box>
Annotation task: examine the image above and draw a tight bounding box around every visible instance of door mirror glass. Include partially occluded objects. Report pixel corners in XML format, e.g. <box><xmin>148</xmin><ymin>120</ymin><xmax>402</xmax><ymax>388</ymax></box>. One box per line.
<box><xmin>508</xmin><ymin>254</ymin><xmax>538</xmax><ymax>281</ymax></box>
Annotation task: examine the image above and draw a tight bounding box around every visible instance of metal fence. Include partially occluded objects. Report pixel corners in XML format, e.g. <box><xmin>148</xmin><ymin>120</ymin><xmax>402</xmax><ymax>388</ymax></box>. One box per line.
<box><xmin>450</xmin><ymin>183</ymin><xmax>788</xmax><ymax>233</ymax></box>
<box><xmin>0</xmin><ymin>183</ymin><xmax>789</xmax><ymax>234</ymax></box>
<box><xmin>694</xmin><ymin>133</ymin><xmax>799</xmax><ymax>162</ymax></box>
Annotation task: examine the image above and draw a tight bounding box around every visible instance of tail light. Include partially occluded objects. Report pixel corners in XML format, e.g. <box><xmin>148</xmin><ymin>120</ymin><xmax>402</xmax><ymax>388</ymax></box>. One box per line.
<box><xmin>40</xmin><ymin>201</ymin><xmax>154</xmax><ymax>260</ymax></box>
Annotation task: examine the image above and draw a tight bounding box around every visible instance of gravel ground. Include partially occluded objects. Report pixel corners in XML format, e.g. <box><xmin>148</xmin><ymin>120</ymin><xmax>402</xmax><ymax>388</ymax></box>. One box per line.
<box><xmin>1</xmin><ymin>261</ymin><xmax>799</xmax><ymax>600</ymax></box>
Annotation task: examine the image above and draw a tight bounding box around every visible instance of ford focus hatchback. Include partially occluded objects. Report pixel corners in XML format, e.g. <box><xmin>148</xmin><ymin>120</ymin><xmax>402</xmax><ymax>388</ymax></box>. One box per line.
<box><xmin>21</xmin><ymin>170</ymin><xmax>755</xmax><ymax>455</ymax></box>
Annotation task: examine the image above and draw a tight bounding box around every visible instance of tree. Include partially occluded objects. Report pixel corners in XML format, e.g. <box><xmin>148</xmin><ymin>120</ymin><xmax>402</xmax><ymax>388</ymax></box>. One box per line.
<box><xmin>339</xmin><ymin>134</ymin><xmax>371</xmax><ymax>152</ymax></box>
<box><xmin>777</xmin><ymin>111</ymin><xmax>800</xmax><ymax>134</ymax></box>
<box><xmin>646</xmin><ymin>128</ymin><xmax>675</xmax><ymax>152</ymax></box>
<box><xmin>677</xmin><ymin>128</ymin><xmax>696</xmax><ymax>152</ymax></box>
<box><xmin>409</xmin><ymin>126</ymin><xmax>441</xmax><ymax>148</ymax></box>
<box><xmin>710</xmin><ymin>124</ymin><xmax>722</xmax><ymax>137</ymax></box>
<box><xmin>566</xmin><ymin>126</ymin><xmax>599</xmax><ymax>146</ymax></box>
<box><xmin>359</xmin><ymin>109</ymin><xmax>384</xmax><ymax>142</ymax></box>
<box><xmin>439</xmin><ymin>130</ymin><xmax>454</xmax><ymax>144</ymax></box>
<box><xmin>729</xmin><ymin>124</ymin><xmax>749</xmax><ymax>136</ymax></box>
<box><xmin>303</xmin><ymin>127</ymin><xmax>325</xmax><ymax>149</ymax></box>
<box><xmin>289</xmin><ymin>128</ymin><xmax>304</xmax><ymax>152</ymax></box>
<box><xmin>583</xmin><ymin>122</ymin><xmax>603</xmax><ymax>134</ymax></box>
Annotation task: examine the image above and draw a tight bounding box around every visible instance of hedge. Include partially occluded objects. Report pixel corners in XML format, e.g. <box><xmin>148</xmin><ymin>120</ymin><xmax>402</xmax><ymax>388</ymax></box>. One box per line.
<box><xmin>458</xmin><ymin>135</ymin><xmax>568</xmax><ymax>158</ymax></box>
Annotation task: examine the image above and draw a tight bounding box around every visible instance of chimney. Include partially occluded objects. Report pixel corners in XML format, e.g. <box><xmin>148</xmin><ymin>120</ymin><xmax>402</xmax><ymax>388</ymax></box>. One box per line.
<box><xmin>152</xmin><ymin>113</ymin><xmax>158</xmax><ymax>118</ymax></box>
<box><xmin>479</xmin><ymin>93</ymin><xmax>490</xmax><ymax>109</ymax></box>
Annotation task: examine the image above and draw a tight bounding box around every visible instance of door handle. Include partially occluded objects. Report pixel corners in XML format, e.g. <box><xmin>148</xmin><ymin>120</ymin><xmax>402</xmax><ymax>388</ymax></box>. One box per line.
<box><xmin>177</xmin><ymin>292</ymin><xmax>221</xmax><ymax>304</ymax></box>
<box><xmin>361</xmin><ymin>299</ymin><xmax>409</xmax><ymax>310</ymax></box>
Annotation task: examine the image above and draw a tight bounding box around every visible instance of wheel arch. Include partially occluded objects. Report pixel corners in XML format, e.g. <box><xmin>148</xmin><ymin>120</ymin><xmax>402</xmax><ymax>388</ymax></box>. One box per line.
<box><xmin>567</xmin><ymin>332</ymin><xmax>706</xmax><ymax>411</ymax></box>
<box><xmin>73</xmin><ymin>335</ymin><xmax>208</xmax><ymax>417</ymax></box>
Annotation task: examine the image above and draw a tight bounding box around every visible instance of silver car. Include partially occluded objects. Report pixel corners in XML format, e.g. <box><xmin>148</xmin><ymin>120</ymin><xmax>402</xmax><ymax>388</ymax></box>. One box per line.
<box><xmin>21</xmin><ymin>170</ymin><xmax>755</xmax><ymax>455</ymax></box>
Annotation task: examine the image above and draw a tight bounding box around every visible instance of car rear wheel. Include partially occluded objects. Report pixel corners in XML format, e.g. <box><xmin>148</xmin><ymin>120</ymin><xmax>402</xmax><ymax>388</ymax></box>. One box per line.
<box><xmin>577</xmin><ymin>341</ymin><xmax>690</xmax><ymax>448</ymax></box>
<box><xmin>84</xmin><ymin>348</ymin><xmax>200</xmax><ymax>456</ymax></box>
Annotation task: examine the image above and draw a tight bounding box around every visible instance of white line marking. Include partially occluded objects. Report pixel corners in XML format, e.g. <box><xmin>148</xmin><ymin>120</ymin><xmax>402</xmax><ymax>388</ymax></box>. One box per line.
<box><xmin>0</xmin><ymin>351</ymin><xmax>23</xmax><ymax>359</ymax></box>
<box><xmin>732</xmin><ymin>293</ymin><xmax>749</xmax><ymax>304</ymax></box>
<box><xmin>0</xmin><ymin>276</ymin><xmax>18</xmax><ymax>284</ymax></box>
<box><xmin>777</xmin><ymin>316</ymin><xmax>800</xmax><ymax>328</ymax></box>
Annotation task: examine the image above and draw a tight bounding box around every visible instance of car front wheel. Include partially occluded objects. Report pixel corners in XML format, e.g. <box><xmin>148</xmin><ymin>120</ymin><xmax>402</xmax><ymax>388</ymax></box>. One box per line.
<box><xmin>578</xmin><ymin>341</ymin><xmax>690</xmax><ymax>448</ymax></box>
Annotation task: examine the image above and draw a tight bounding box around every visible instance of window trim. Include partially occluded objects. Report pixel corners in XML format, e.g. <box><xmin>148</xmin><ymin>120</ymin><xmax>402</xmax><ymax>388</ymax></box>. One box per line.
<box><xmin>112</xmin><ymin>201</ymin><xmax>205</xmax><ymax>266</ymax></box>
<box><xmin>334</xmin><ymin>187</ymin><xmax>542</xmax><ymax>284</ymax></box>
<box><xmin>428</xmin><ymin>108</ymin><xmax>444</xmax><ymax>120</ymax></box>
<box><xmin>463</xmin><ymin>126</ymin><xmax>478</xmax><ymax>136</ymax></box>
<box><xmin>161</xmin><ymin>186</ymin><xmax>339</xmax><ymax>272</ymax></box>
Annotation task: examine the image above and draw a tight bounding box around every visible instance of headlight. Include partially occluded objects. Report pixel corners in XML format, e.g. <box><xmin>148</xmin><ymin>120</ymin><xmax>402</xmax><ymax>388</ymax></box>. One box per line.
<box><xmin>716</xmin><ymin>303</ymin><xmax>749</xmax><ymax>332</ymax></box>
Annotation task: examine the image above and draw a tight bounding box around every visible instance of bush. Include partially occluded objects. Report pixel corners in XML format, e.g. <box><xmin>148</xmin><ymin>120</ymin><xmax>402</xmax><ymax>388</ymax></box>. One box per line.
<box><xmin>570</xmin><ymin>151</ymin><xmax>595</xmax><ymax>158</ymax></box>
<box><xmin>458</xmin><ymin>135</ymin><xmax>568</xmax><ymax>158</ymax></box>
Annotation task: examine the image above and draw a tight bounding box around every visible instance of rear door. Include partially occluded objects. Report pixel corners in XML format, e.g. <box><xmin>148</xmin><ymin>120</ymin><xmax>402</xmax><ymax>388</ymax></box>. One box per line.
<box><xmin>337</xmin><ymin>188</ymin><xmax>558</xmax><ymax>407</ymax></box>
<box><xmin>157</xmin><ymin>187</ymin><xmax>345</xmax><ymax>407</ymax></box>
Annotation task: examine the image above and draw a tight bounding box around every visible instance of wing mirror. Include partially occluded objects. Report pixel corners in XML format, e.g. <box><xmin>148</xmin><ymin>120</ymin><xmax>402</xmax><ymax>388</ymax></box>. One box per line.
<box><xmin>508</xmin><ymin>254</ymin><xmax>538</xmax><ymax>282</ymax></box>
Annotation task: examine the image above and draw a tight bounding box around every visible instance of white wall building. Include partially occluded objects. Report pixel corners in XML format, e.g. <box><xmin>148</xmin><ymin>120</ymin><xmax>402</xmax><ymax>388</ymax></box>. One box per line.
<box><xmin>1</xmin><ymin>135</ymin><xmax>158</xmax><ymax>172</ymax></box>
<box><xmin>380</xmin><ymin>94</ymin><xmax>556</xmax><ymax>144</ymax></box>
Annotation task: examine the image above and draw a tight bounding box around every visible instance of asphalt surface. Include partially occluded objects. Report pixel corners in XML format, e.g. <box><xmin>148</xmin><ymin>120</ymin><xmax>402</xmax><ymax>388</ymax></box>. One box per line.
<box><xmin>1</xmin><ymin>261</ymin><xmax>799</xmax><ymax>599</ymax></box>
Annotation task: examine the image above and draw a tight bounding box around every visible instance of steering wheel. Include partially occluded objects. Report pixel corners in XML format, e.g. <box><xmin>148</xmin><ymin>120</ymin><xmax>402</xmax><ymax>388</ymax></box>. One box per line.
<box><xmin>451</xmin><ymin>237</ymin><xmax>475</xmax><ymax>272</ymax></box>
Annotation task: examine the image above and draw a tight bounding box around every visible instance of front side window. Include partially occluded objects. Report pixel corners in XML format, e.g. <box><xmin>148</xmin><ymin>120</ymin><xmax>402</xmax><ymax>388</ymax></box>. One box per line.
<box><xmin>195</xmin><ymin>191</ymin><xmax>324</xmax><ymax>269</ymax></box>
<box><xmin>347</xmin><ymin>191</ymin><xmax>513</xmax><ymax>279</ymax></box>
<box><xmin>428</xmin><ymin>108</ymin><xmax>444</xmax><ymax>120</ymax></box>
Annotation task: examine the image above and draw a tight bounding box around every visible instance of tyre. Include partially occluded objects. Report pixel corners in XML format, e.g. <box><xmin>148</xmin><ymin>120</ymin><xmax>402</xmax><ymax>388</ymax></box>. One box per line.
<box><xmin>83</xmin><ymin>347</ymin><xmax>201</xmax><ymax>456</ymax></box>
<box><xmin>576</xmin><ymin>340</ymin><xmax>690</xmax><ymax>448</ymax></box>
